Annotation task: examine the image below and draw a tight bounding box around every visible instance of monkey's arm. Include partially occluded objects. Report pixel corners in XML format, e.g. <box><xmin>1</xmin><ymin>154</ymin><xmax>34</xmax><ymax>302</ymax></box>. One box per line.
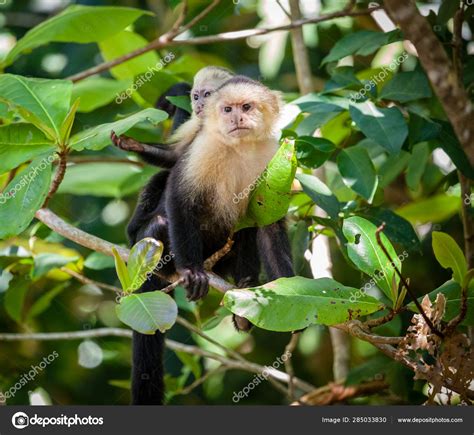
<box><xmin>257</xmin><ymin>219</ymin><xmax>294</xmax><ymax>280</ymax></box>
<box><xmin>165</xmin><ymin>181</ymin><xmax>209</xmax><ymax>301</ymax></box>
<box><xmin>111</xmin><ymin>131</ymin><xmax>179</xmax><ymax>168</ymax></box>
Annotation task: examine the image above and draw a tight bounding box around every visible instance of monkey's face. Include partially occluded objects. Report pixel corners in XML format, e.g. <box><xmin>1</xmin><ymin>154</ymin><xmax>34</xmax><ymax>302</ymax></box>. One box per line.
<box><xmin>219</xmin><ymin>101</ymin><xmax>259</xmax><ymax>138</ymax></box>
<box><xmin>191</xmin><ymin>86</ymin><xmax>214</xmax><ymax>117</ymax></box>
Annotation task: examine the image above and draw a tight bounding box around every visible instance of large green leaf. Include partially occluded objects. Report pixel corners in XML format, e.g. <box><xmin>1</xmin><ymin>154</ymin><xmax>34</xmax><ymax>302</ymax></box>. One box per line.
<box><xmin>0</xmin><ymin>123</ymin><xmax>55</xmax><ymax>174</ymax></box>
<box><xmin>406</xmin><ymin>142</ymin><xmax>429</xmax><ymax>191</ymax></box>
<box><xmin>295</xmin><ymin>136</ymin><xmax>335</xmax><ymax>169</ymax></box>
<box><xmin>407</xmin><ymin>280</ymin><xmax>474</xmax><ymax>325</ymax></box>
<box><xmin>223</xmin><ymin>277</ymin><xmax>384</xmax><ymax>332</ymax></box>
<box><xmin>337</xmin><ymin>146</ymin><xmax>378</xmax><ymax>202</ymax></box>
<box><xmin>380</xmin><ymin>70</ymin><xmax>432</xmax><ymax>103</ymax></box>
<box><xmin>99</xmin><ymin>30</ymin><xmax>159</xmax><ymax>80</ymax></box>
<box><xmin>58</xmin><ymin>162</ymin><xmax>156</xmax><ymax>198</ymax></box>
<box><xmin>322</xmin><ymin>30</ymin><xmax>402</xmax><ymax>64</ymax></box>
<box><xmin>296</xmin><ymin>173</ymin><xmax>340</xmax><ymax>219</ymax></box>
<box><xmin>236</xmin><ymin>139</ymin><xmax>296</xmax><ymax>229</ymax></box>
<box><xmin>116</xmin><ymin>291</ymin><xmax>178</xmax><ymax>334</ymax></box>
<box><xmin>72</xmin><ymin>77</ymin><xmax>133</xmax><ymax>113</ymax></box>
<box><xmin>32</xmin><ymin>253</ymin><xmax>79</xmax><ymax>279</ymax></box>
<box><xmin>349</xmin><ymin>102</ymin><xmax>408</xmax><ymax>154</ymax></box>
<box><xmin>432</xmin><ymin>231</ymin><xmax>467</xmax><ymax>285</ymax></box>
<box><xmin>0</xmin><ymin>157</ymin><xmax>53</xmax><ymax>239</ymax></box>
<box><xmin>397</xmin><ymin>194</ymin><xmax>460</xmax><ymax>224</ymax></box>
<box><xmin>0</xmin><ymin>75</ymin><xmax>72</xmax><ymax>141</ymax></box>
<box><xmin>128</xmin><ymin>238</ymin><xmax>164</xmax><ymax>291</ymax></box>
<box><xmin>361</xmin><ymin>208</ymin><xmax>420</xmax><ymax>252</ymax></box>
<box><xmin>26</xmin><ymin>283</ymin><xmax>68</xmax><ymax>320</ymax></box>
<box><xmin>1</xmin><ymin>5</ymin><xmax>152</xmax><ymax>67</ymax></box>
<box><xmin>112</xmin><ymin>247</ymin><xmax>131</xmax><ymax>292</ymax></box>
<box><xmin>343</xmin><ymin>216</ymin><xmax>400</xmax><ymax>305</ymax></box>
<box><xmin>70</xmin><ymin>108</ymin><xmax>168</xmax><ymax>151</ymax></box>
<box><xmin>5</xmin><ymin>279</ymin><xmax>29</xmax><ymax>323</ymax></box>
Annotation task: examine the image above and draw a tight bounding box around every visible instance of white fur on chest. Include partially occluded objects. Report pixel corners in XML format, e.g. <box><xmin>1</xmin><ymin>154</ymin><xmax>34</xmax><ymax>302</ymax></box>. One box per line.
<box><xmin>183</xmin><ymin>135</ymin><xmax>278</xmax><ymax>227</ymax></box>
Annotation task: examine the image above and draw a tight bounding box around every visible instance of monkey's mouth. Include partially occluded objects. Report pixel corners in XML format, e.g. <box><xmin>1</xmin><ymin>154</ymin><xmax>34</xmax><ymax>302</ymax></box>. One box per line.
<box><xmin>228</xmin><ymin>127</ymin><xmax>251</xmax><ymax>135</ymax></box>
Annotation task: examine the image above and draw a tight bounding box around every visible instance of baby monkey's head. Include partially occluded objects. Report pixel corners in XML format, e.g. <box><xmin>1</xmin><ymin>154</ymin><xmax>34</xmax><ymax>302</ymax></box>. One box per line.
<box><xmin>191</xmin><ymin>66</ymin><xmax>234</xmax><ymax>117</ymax></box>
<box><xmin>206</xmin><ymin>77</ymin><xmax>282</xmax><ymax>142</ymax></box>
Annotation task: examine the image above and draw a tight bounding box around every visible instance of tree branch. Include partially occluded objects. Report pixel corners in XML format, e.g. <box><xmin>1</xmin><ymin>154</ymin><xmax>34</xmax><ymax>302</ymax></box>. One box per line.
<box><xmin>383</xmin><ymin>0</ymin><xmax>474</xmax><ymax>166</ymax></box>
<box><xmin>67</xmin><ymin>5</ymin><xmax>380</xmax><ymax>83</ymax></box>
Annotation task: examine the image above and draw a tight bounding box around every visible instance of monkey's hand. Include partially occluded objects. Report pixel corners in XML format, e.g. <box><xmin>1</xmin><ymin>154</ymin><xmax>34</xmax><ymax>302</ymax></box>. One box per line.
<box><xmin>110</xmin><ymin>131</ymin><xmax>145</xmax><ymax>152</ymax></box>
<box><xmin>178</xmin><ymin>267</ymin><xmax>209</xmax><ymax>301</ymax></box>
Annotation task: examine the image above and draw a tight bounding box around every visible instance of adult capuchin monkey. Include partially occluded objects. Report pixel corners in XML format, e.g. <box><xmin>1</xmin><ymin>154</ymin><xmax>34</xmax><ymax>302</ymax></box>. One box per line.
<box><xmin>111</xmin><ymin>66</ymin><xmax>234</xmax><ymax>169</ymax></box>
<box><xmin>129</xmin><ymin>76</ymin><xmax>294</xmax><ymax>405</ymax></box>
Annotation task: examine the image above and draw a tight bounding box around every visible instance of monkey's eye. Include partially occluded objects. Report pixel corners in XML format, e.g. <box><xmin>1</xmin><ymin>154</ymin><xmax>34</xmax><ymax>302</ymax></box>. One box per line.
<box><xmin>224</xmin><ymin>106</ymin><xmax>232</xmax><ymax>113</ymax></box>
<box><xmin>204</xmin><ymin>91</ymin><xmax>211</xmax><ymax>98</ymax></box>
<box><xmin>193</xmin><ymin>94</ymin><xmax>199</xmax><ymax>101</ymax></box>
<box><xmin>242</xmin><ymin>103</ymin><xmax>252</xmax><ymax>112</ymax></box>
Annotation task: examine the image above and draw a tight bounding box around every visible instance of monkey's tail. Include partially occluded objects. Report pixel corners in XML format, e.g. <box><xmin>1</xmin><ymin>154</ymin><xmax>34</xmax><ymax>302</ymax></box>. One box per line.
<box><xmin>131</xmin><ymin>276</ymin><xmax>168</xmax><ymax>405</ymax></box>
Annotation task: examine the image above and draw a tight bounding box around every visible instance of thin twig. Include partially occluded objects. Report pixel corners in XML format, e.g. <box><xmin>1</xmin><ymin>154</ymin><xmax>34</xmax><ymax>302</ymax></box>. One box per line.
<box><xmin>204</xmin><ymin>233</ymin><xmax>234</xmax><ymax>270</ymax></box>
<box><xmin>60</xmin><ymin>267</ymin><xmax>121</xmax><ymax>294</ymax></box>
<box><xmin>177</xmin><ymin>0</ymin><xmax>221</xmax><ymax>35</ymax></box>
<box><xmin>284</xmin><ymin>332</ymin><xmax>300</xmax><ymax>401</ymax></box>
<box><xmin>43</xmin><ymin>150</ymin><xmax>67</xmax><ymax>208</ymax></box>
<box><xmin>375</xmin><ymin>224</ymin><xmax>444</xmax><ymax>338</ymax></box>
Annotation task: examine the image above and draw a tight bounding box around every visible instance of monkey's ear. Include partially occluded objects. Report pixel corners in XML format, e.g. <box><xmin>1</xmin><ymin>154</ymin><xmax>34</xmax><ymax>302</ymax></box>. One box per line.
<box><xmin>268</xmin><ymin>90</ymin><xmax>283</xmax><ymax>115</ymax></box>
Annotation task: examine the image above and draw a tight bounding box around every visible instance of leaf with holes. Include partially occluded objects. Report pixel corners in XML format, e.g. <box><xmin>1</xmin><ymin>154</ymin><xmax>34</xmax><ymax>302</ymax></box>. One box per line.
<box><xmin>343</xmin><ymin>216</ymin><xmax>400</xmax><ymax>306</ymax></box>
<box><xmin>223</xmin><ymin>276</ymin><xmax>384</xmax><ymax>332</ymax></box>
<box><xmin>116</xmin><ymin>291</ymin><xmax>178</xmax><ymax>334</ymax></box>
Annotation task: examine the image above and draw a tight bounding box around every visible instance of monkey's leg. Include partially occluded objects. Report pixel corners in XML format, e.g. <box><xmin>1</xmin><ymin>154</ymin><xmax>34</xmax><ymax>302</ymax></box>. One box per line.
<box><xmin>257</xmin><ymin>219</ymin><xmax>294</xmax><ymax>280</ymax></box>
<box><xmin>165</xmin><ymin>182</ymin><xmax>209</xmax><ymax>301</ymax></box>
<box><xmin>111</xmin><ymin>131</ymin><xmax>178</xmax><ymax>168</ymax></box>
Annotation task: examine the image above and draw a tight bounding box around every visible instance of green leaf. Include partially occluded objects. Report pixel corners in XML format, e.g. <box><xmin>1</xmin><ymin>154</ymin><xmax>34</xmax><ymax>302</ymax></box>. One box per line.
<box><xmin>236</xmin><ymin>139</ymin><xmax>297</xmax><ymax>229</ymax></box>
<box><xmin>58</xmin><ymin>162</ymin><xmax>156</xmax><ymax>198</ymax></box>
<box><xmin>0</xmin><ymin>123</ymin><xmax>55</xmax><ymax>174</ymax></box>
<box><xmin>84</xmin><ymin>252</ymin><xmax>115</xmax><ymax>270</ymax></box>
<box><xmin>295</xmin><ymin>136</ymin><xmax>335</xmax><ymax>169</ymax></box>
<box><xmin>5</xmin><ymin>279</ymin><xmax>29</xmax><ymax>323</ymax></box>
<box><xmin>296</xmin><ymin>173</ymin><xmax>340</xmax><ymax>219</ymax></box>
<box><xmin>0</xmin><ymin>75</ymin><xmax>72</xmax><ymax>141</ymax></box>
<box><xmin>408</xmin><ymin>112</ymin><xmax>441</xmax><ymax>145</ymax></box>
<box><xmin>59</xmin><ymin>98</ymin><xmax>80</xmax><ymax>144</ymax></box>
<box><xmin>70</xmin><ymin>108</ymin><xmax>168</xmax><ymax>151</ymax></box>
<box><xmin>432</xmin><ymin>231</ymin><xmax>467</xmax><ymax>285</ymax></box>
<box><xmin>337</xmin><ymin>146</ymin><xmax>378</xmax><ymax>202</ymax></box>
<box><xmin>378</xmin><ymin>151</ymin><xmax>410</xmax><ymax>188</ymax></box>
<box><xmin>128</xmin><ymin>238</ymin><xmax>164</xmax><ymax>292</ymax></box>
<box><xmin>407</xmin><ymin>280</ymin><xmax>474</xmax><ymax>325</ymax></box>
<box><xmin>380</xmin><ymin>71</ymin><xmax>432</xmax><ymax>103</ymax></box>
<box><xmin>166</xmin><ymin>96</ymin><xmax>192</xmax><ymax>114</ymax></box>
<box><xmin>322</xmin><ymin>30</ymin><xmax>402</xmax><ymax>64</ymax></box>
<box><xmin>99</xmin><ymin>30</ymin><xmax>159</xmax><ymax>80</ymax></box>
<box><xmin>2</xmin><ymin>5</ymin><xmax>152</xmax><ymax>67</ymax></box>
<box><xmin>116</xmin><ymin>291</ymin><xmax>178</xmax><ymax>334</ymax></box>
<box><xmin>32</xmin><ymin>253</ymin><xmax>78</xmax><ymax>279</ymax></box>
<box><xmin>26</xmin><ymin>283</ymin><xmax>68</xmax><ymax>320</ymax></box>
<box><xmin>361</xmin><ymin>208</ymin><xmax>420</xmax><ymax>252</ymax></box>
<box><xmin>343</xmin><ymin>216</ymin><xmax>400</xmax><ymax>305</ymax></box>
<box><xmin>223</xmin><ymin>276</ymin><xmax>384</xmax><ymax>332</ymax></box>
<box><xmin>406</xmin><ymin>142</ymin><xmax>430</xmax><ymax>191</ymax></box>
<box><xmin>437</xmin><ymin>0</ymin><xmax>461</xmax><ymax>24</ymax></box>
<box><xmin>436</xmin><ymin>121</ymin><xmax>474</xmax><ymax>179</ymax></box>
<box><xmin>350</xmin><ymin>102</ymin><xmax>408</xmax><ymax>154</ymax></box>
<box><xmin>72</xmin><ymin>77</ymin><xmax>133</xmax><ymax>113</ymax></box>
<box><xmin>112</xmin><ymin>247</ymin><xmax>131</xmax><ymax>292</ymax></box>
<box><xmin>0</xmin><ymin>157</ymin><xmax>53</xmax><ymax>239</ymax></box>
<box><xmin>397</xmin><ymin>194</ymin><xmax>460</xmax><ymax>224</ymax></box>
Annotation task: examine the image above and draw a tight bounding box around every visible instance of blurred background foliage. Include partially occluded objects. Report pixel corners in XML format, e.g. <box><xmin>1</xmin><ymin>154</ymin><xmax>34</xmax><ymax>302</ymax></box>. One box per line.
<box><xmin>0</xmin><ymin>0</ymin><xmax>472</xmax><ymax>405</ymax></box>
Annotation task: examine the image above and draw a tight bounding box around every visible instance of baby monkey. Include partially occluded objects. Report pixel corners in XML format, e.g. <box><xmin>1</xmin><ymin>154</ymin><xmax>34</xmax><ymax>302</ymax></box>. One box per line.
<box><xmin>111</xmin><ymin>66</ymin><xmax>234</xmax><ymax>168</ymax></box>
